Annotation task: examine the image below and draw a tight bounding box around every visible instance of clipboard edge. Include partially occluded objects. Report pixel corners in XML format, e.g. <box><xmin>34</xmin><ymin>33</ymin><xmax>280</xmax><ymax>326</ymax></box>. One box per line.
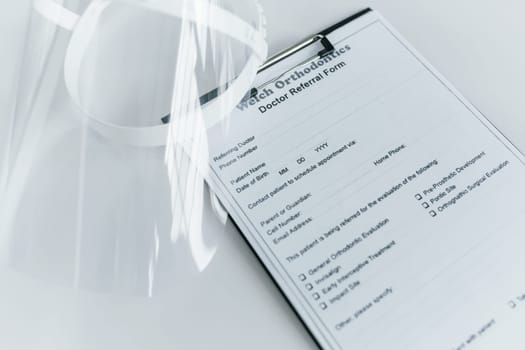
<box><xmin>222</xmin><ymin>8</ymin><xmax>375</xmax><ymax>350</ymax></box>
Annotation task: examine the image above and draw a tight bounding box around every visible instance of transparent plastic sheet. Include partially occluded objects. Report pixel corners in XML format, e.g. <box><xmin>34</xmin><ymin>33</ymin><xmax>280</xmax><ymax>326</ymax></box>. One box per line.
<box><xmin>0</xmin><ymin>0</ymin><xmax>267</xmax><ymax>297</ymax></box>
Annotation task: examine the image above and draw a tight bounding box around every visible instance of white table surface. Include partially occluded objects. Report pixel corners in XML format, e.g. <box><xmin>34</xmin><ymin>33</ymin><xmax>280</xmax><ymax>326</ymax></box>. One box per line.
<box><xmin>1</xmin><ymin>1</ymin><xmax>524</xmax><ymax>349</ymax></box>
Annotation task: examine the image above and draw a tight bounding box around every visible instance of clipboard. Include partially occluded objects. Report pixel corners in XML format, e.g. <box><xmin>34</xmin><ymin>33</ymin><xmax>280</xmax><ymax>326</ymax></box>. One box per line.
<box><xmin>200</xmin><ymin>6</ymin><xmax>525</xmax><ymax>350</ymax></box>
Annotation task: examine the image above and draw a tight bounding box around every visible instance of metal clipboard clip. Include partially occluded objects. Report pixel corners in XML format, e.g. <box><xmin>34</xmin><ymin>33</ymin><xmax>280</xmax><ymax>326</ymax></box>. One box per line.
<box><xmin>241</xmin><ymin>7</ymin><xmax>373</xmax><ymax>103</ymax></box>
<box><xmin>246</xmin><ymin>34</ymin><xmax>335</xmax><ymax>100</ymax></box>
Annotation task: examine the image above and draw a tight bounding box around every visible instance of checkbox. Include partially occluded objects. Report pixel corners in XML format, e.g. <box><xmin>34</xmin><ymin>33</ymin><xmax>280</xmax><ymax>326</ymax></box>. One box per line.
<box><xmin>415</xmin><ymin>194</ymin><xmax>423</xmax><ymax>201</ymax></box>
<box><xmin>298</xmin><ymin>274</ymin><xmax>306</xmax><ymax>282</ymax></box>
<box><xmin>422</xmin><ymin>202</ymin><xmax>429</xmax><ymax>209</ymax></box>
<box><xmin>306</xmin><ymin>283</ymin><xmax>313</xmax><ymax>291</ymax></box>
<box><xmin>320</xmin><ymin>302</ymin><xmax>327</xmax><ymax>310</ymax></box>
<box><xmin>429</xmin><ymin>210</ymin><xmax>437</xmax><ymax>217</ymax></box>
<box><xmin>313</xmin><ymin>293</ymin><xmax>320</xmax><ymax>300</ymax></box>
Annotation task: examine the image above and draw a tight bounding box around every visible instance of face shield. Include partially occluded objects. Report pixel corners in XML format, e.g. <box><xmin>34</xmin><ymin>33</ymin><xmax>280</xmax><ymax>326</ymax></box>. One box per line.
<box><xmin>0</xmin><ymin>0</ymin><xmax>267</xmax><ymax>296</ymax></box>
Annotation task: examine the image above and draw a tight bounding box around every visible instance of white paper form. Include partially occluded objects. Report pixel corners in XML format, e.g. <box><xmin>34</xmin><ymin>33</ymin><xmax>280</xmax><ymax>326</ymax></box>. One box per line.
<box><xmin>206</xmin><ymin>10</ymin><xmax>525</xmax><ymax>350</ymax></box>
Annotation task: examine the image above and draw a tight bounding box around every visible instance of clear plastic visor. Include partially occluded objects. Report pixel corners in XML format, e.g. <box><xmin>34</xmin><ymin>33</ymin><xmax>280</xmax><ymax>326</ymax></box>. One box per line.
<box><xmin>0</xmin><ymin>0</ymin><xmax>267</xmax><ymax>296</ymax></box>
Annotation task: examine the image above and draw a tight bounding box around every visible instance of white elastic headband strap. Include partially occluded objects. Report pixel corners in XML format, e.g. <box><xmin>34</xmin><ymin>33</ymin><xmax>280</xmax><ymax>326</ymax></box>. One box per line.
<box><xmin>34</xmin><ymin>0</ymin><xmax>267</xmax><ymax>147</ymax></box>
